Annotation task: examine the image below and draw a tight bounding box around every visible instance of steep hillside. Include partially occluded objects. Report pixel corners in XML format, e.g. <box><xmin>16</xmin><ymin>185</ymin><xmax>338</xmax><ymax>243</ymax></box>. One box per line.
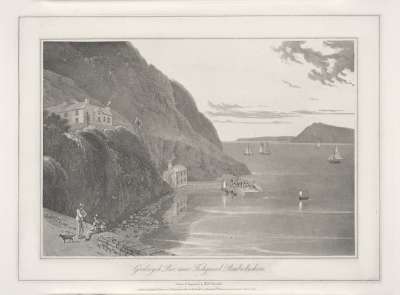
<box><xmin>43</xmin><ymin>41</ymin><xmax>249</xmax><ymax>179</ymax></box>
<box><xmin>43</xmin><ymin>125</ymin><xmax>171</xmax><ymax>222</ymax></box>
<box><xmin>171</xmin><ymin>80</ymin><xmax>222</xmax><ymax>149</ymax></box>
<box><xmin>292</xmin><ymin>122</ymin><xmax>354</xmax><ymax>143</ymax></box>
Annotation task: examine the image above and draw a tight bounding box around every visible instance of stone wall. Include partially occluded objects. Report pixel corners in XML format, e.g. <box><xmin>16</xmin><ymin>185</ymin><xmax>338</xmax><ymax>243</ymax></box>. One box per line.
<box><xmin>97</xmin><ymin>234</ymin><xmax>162</xmax><ymax>256</ymax></box>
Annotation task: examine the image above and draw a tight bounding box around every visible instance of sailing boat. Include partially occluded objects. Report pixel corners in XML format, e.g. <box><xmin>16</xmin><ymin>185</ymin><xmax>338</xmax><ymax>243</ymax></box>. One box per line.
<box><xmin>328</xmin><ymin>145</ymin><xmax>344</xmax><ymax>163</ymax></box>
<box><xmin>316</xmin><ymin>141</ymin><xmax>321</xmax><ymax>149</ymax></box>
<box><xmin>244</xmin><ymin>143</ymin><xmax>253</xmax><ymax>156</ymax></box>
<box><xmin>259</xmin><ymin>142</ymin><xmax>271</xmax><ymax>155</ymax></box>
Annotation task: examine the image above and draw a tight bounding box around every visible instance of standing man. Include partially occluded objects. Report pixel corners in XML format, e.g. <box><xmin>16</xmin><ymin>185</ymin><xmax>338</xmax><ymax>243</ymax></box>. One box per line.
<box><xmin>76</xmin><ymin>203</ymin><xmax>87</xmax><ymax>239</ymax></box>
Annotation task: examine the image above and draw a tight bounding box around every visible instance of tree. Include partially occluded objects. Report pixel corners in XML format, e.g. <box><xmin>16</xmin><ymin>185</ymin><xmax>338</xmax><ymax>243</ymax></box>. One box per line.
<box><xmin>43</xmin><ymin>110</ymin><xmax>70</xmax><ymax>157</ymax></box>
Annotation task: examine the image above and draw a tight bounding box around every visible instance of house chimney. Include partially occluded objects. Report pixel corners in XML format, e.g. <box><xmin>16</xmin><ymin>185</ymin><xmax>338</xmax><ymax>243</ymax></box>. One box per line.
<box><xmin>105</xmin><ymin>100</ymin><xmax>111</xmax><ymax>112</ymax></box>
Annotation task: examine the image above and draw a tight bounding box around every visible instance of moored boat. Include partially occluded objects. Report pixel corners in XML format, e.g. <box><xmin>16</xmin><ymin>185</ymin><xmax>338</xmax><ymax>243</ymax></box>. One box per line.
<box><xmin>220</xmin><ymin>175</ymin><xmax>262</xmax><ymax>195</ymax></box>
<box><xmin>328</xmin><ymin>145</ymin><xmax>344</xmax><ymax>163</ymax></box>
<box><xmin>244</xmin><ymin>143</ymin><xmax>253</xmax><ymax>156</ymax></box>
<box><xmin>259</xmin><ymin>141</ymin><xmax>271</xmax><ymax>155</ymax></box>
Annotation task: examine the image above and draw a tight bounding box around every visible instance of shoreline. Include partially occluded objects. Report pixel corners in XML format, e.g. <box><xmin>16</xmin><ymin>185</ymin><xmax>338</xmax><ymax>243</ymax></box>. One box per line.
<box><xmin>43</xmin><ymin>139</ymin><xmax>355</xmax><ymax>257</ymax></box>
<box><xmin>42</xmin><ymin>193</ymin><xmax>177</xmax><ymax>256</ymax></box>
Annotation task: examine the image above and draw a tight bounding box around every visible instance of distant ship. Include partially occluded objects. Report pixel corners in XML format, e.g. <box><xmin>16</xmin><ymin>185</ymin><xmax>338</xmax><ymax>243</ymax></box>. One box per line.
<box><xmin>259</xmin><ymin>142</ymin><xmax>271</xmax><ymax>155</ymax></box>
<box><xmin>316</xmin><ymin>141</ymin><xmax>321</xmax><ymax>149</ymax></box>
<box><xmin>328</xmin><ymin>145</ymin><xmax>344</xmax><ymax>163</ymax></box>
<box><xmin>244</xmin><ymin>143</ymin><xmax>253</xmax><ymax>156</ymax></box>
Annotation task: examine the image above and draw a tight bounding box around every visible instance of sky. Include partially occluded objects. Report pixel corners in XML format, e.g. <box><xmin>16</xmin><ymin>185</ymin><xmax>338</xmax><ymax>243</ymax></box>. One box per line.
<box><xmin>131</xmin><ymin>39</ymin><xmax>356</xmax><ymax>141</ymax></box>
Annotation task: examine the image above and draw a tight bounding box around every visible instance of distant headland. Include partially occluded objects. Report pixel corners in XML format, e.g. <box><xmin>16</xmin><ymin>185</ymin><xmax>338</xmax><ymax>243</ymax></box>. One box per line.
<box><xmin>236</xmin><ymin>122</ymin><xmax>354</xmax><ymax>144</ymax></box>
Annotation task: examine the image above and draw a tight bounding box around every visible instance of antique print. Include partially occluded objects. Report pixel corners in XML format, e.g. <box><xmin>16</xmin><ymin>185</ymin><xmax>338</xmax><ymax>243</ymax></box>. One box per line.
<box><xmin>42</xmin><ymin>39</ymin><xmax>356</xmax><ymax>257</ymax></box>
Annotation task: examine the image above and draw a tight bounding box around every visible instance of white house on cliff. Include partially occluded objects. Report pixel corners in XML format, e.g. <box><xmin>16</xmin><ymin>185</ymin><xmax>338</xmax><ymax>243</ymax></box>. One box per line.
<box><xmin>47</xmin><ymin>98</ymin><xmax>112</xmax><ymax>130</ymax></box>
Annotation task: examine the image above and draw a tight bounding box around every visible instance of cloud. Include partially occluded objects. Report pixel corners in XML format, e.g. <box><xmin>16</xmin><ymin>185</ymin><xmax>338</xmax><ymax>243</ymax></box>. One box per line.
<box><xmin>206</xmin><ymin>108</ymin><xmax>353</xmax><ymax>119</ymax></box>
<box><xmin>318</xmin><ymin>109</ymin><xmax>344</xmax><ymax>112</ymax></box>
<box><xmin>212</xmin><ymin>119</ymin><xmax>291</xmax><ymax>125</ymax></box>
<box><xmin>282</xmin><ymin>80</ymin><xmax>301</xmax><ymax>89</ymax></box>
<box><xmin>308</xmin><ymin>97</ymin><xmax>320</xmax><ymax>101</ymax></box>
<box><xmin>206</xmin><ymin>100</ymin><xmax>354</xmax><ymax>121</ymax></box>
<box><xmin>207</xmin><ymin>101</ymin><xmax>295</xmax><ymax>119</ymax></box>
<box><xmin>206</xmin><ymin>109</ymin><xmax>296</xmax><ymax>119</ymax></box>
<box><xmin>293</xmin><ymin>109</ymin><xmax>354</xmax><ymax>115</ymax></box>
<box><xmin>207</xmin><ymin>101</ymin><xmax>243</xmax><ymax>111</ymax></box>
<box><xmin>273</xmin><ymin>40</ymin><xmax>355</xmax><ymax>86</ymax></box>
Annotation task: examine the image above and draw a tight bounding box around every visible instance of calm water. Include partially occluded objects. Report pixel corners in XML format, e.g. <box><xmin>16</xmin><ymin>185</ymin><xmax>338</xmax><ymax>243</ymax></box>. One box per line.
<box><xmin>146</xmin><ymin>142</ymin><xmax>355</xmax><ymax>256</ymax></box>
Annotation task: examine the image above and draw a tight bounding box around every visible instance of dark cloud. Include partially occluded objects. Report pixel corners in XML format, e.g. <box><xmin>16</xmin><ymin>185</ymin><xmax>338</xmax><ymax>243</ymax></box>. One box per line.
<box><xmin>273</xmin><ymin>40</ymin><xmax>355</xmax><ymax>86</ymax></box>
<box><xmin>282</xmin><ymin>80</ymin><xmax>301</xmax><ymax>88</ymax></box>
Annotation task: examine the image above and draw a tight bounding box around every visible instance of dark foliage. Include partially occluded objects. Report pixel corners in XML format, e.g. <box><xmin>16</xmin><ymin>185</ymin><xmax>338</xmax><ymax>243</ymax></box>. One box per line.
<box><xmin>43</xmin><ymin>110</ymin><xmax>70</xmax><ymax>157</ymax></box>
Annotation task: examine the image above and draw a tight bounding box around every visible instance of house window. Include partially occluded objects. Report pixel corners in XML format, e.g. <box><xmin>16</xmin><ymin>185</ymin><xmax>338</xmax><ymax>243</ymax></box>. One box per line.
<box><xmin>107</xmin><ymin>117</ymin><xmax>111</xmax><ymax>123</ymax></box>
<box><xmin>75</xmin><ymin>118</ymin><xmax>79</xmax><ymax>123</ymax></box>
<box><xmin>64</xmin><ymin>113</ymin><xmax>68</xmax><ymax>117</ymax></box>
<box><xmin>97</xmin><ymin>117</ymin><xmax>101</xmax><ymax>122</ymax></box>
<box><xmin>103</xmin><ymin>116</ymin><xmax>106</xmax><ymax>122</ymax></box>
<box><xmin>75</xmin><ymin>110</ymin><xmax>79</xmax><ymax>115</ymax></box>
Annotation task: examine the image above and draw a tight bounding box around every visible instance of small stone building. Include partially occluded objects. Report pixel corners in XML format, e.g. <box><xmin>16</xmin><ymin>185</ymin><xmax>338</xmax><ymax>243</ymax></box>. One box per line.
<box><xmin>162</xmin><ymin>161</ymin><xmax>188</xmax><ymax>188</ymax></box>
<box><xmin>47</xmin><ymin>98</ymin><xmax>112</xmax><ymax>130</ymax></box>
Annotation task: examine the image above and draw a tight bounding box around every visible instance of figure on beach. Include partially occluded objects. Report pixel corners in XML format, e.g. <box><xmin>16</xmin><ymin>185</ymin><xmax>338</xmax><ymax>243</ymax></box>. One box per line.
<box><xmin>75</xmin><ymin>203</ymin><xmax>87</xmax><ymax>239</ymax></box>
<box><xmin>85</xmin><ymin>213</ymin><xmax>101</xmax><ymax>241</ymax></box>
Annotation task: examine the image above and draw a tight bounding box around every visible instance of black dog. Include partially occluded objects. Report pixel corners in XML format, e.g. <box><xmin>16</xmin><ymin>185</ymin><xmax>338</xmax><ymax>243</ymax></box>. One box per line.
<box><xmin>59</xmin><ymin>233</ymin><xmax>74</xmax><ymax>243</ymax></box>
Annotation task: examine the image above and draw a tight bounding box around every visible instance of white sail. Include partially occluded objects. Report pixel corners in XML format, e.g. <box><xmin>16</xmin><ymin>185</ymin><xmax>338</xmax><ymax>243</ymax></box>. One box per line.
<box><xmin>264</xmin><ymin>142</ymin><xmax>271</xmax><ymax>154</ymax></box>
<box><xmin>259</xmin><ymin>141</ymin><xmax>271</xmax><ymax>155</ymax></box>
<box><xmin>334</xmin><ymin>145</ymin><xmax>343</xmax><ymax>160</ymax></box>
<box><xmin>259</xmin><ymin>143</ymin><xmax>263</xmax><ymax>153</ymax></box>
<box><xmin>328</xmin><ymin>145</ymin><xmax>343</xmax><ymax>163</ymax></box>
<box><xmin>244</xmin><ymin>143</ymin><xmax>252</xmax><ymax>155</ymax></box>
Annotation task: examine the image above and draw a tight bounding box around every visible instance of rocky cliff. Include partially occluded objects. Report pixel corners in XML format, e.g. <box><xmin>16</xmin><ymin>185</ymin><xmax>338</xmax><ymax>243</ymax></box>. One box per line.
<box><xmin>43</xmin><ymin>125</ymin><xmax>171</xmax><ymax>223</ymax></box>
<box><xmin>292</xmin><ymin>122</ymin><xmax>354</xmax><ymax>143</ymax></box>
<box><xmin>43</xmin><ymin>42</ymin><xmax>249</xmax><ymax>180</ymax></box>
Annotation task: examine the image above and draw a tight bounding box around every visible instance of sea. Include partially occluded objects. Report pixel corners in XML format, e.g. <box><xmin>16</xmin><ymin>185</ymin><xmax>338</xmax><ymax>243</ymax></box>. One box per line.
<box><xmin>145</xmin><ymin>142</ymin><xmax>355</xmax><ymax>256</ymax></box>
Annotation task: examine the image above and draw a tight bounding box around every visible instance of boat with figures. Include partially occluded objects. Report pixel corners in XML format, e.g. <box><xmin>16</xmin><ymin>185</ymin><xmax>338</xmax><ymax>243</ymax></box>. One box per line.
<box><xmin>220</xmin><ymin>174</ymin><xmax>262</xmax><ymax>196</ymax></box>
<box><xmin>243</xmin><ymin>143</ymin><xmax>253</xmax><ymax>156</ymax></box>
<box><xmin>328</xmin><ymin>145</ymin><xmax>344</xmax><ymax>163</ymax></box>
<box><xmin>259</xmin><ymin>142</ymin><xmax>271</xmax><ymax>155</ymax></box>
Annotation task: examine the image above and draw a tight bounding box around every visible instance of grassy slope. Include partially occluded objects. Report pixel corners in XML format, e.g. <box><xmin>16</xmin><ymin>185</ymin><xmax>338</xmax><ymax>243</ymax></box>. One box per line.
<box><xmin>43</xmin><ymin>208</ymin><xmax>108</xmax><ymax>256</ymax></box>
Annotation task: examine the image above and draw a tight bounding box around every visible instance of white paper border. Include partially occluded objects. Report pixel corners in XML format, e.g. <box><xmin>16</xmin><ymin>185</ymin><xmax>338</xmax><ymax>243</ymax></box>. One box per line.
<box><xmin>18</xmin><ymin>15</ymin><xmax>380</xmax><ymax>281</ymax></box>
